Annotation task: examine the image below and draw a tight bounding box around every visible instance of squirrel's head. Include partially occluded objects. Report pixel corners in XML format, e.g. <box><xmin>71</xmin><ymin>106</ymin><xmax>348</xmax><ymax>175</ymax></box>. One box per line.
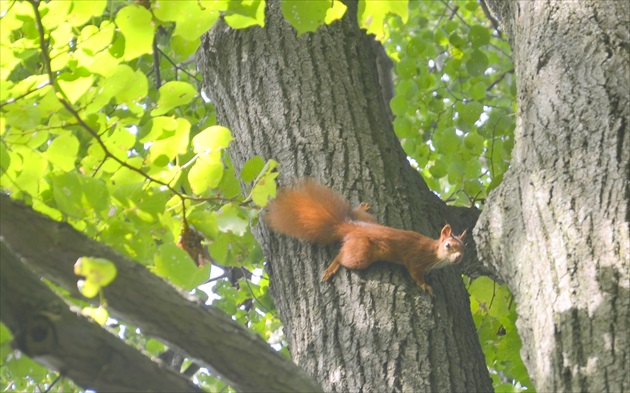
<box><xmin>435</xmin><ymin>224</ymin><xmax>467</xmax><ymax>266</ymax></box>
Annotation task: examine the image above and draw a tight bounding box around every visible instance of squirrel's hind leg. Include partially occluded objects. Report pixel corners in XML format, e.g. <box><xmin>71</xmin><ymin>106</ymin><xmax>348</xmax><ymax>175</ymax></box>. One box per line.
<box><xmin>322</xmin><ymin>238</ymin><xmax>374</xmax><ymax>281</ymax></box>
<box><xmin>322</xmin><ymin>254</ymin><xmax>342</xmax><ymax>281</ymax></box>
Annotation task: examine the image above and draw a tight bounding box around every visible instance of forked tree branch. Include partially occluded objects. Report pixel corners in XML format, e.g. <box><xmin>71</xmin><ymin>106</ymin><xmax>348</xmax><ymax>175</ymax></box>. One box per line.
<box><xmin>0</xmin><ymin>195</ymin><xmax>323</xmax><ymax>393</ymax></box>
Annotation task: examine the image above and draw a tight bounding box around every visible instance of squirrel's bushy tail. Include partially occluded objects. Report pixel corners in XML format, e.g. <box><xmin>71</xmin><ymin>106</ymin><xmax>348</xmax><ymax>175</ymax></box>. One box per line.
<box><xmin>265</xmin><ymin>179</ymin><xmax>355</xmax><ymax>244</ymax></box>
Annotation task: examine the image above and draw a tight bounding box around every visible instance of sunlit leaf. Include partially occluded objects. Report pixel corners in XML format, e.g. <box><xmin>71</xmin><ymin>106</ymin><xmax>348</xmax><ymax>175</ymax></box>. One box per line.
<box><xmin>147</xmin><ymin>118</ymin><xmax>190</xmax><ymax>165</ymax></box>
<box><xmin>192</xmin><ymin>125</ymin><xmax>233</xmax><ymax>154</ymax></box>
<box><xmin>154</xmin><ymin>0</ymin><xmax>220</xmax><ymax>41</ymax></box>
<box><xmin>152</xmin><ymin>81</ymin><xmax>198</xmax><ymax>116</ymax></box>
<box><xmin>281</xmin><ymin>0</ymin><xmax>330</xmax><ymax>35</ymax></box>
<box><xmin>46</xmin><ymin>133</ymin><xmax>79</xmax><ymax>172</ymax></box>
<box><xmin>325</xmin><ymin>0</ymin><xmax>348</xmax><ymax>24</ymax></box>
<box><xmin>188</xmin><ymin>153</ymin><xmax>224</xmax><ymax>194</ymax></box>
<box><xmin>154</xmin><ymin>243</ymin><xmax>210</xmax><ymax>290</ymax></box>
<box><xmin>81</xmin><ymin>306</ymin><xmax>109</xmax><ymax>325</ymax></box>
<box><xmin>215</xmin><ymin>203</ymin><xmax>248</xmax><ymax>236</ymax></box>
<box><xmin>358</xmin><ymin>0</ymin><xmax>409</xmax><ymax>40</ymax></box>
<box><xmin>115</xmin><ymin>5</ymin><xmax>155</xmax><ymax>61</ymax></box>
<box><xmin>75</xmin><ymin>257</ymin><xmax>117</xmax><ymax>293</ymax></box>
<box><xmin>0</xmin><ymin>141</ymin><xmax>10</xmax><ymax>175</ymax></box>
<box><xmin>224</xmin><ymin>0</ymin><xmax>265</xmax><ymax>28</ymax></box>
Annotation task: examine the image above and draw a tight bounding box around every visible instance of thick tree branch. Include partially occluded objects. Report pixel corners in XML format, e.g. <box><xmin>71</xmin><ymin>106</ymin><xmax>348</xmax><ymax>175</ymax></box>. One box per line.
<box><xmin>0</xmin><ymin>195</ymin><xmax>322</xmax><ymax>393</ymax></box>
<box><xmin>0</xmin><ymin>241</ymin><xmax>202</xmax><ymax>392</ymax></box>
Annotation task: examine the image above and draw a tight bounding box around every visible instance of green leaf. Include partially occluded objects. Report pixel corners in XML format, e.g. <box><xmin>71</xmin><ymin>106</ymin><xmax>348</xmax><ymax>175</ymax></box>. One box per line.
<box><xmin>215</xmin><ymin>203</ymin><xmax>249</xmax><ymax>236</ymax></box>
<box><xmin>145</xmin><ymin>338</ymin><xmax>166</xmax><ymax>356</ymax></box>
<box><xmin>171</xmin><ymin>35</ymin><xmax>201</xmax><ymax>58</ymax></box>
<box><xmin>464</xmin><ymin>131</ymin><xmax>485</xmax><ymax>155</ymax></box>
<box><xmin>107</xmin><ymin>158</ymin><xmax>145</xmax><ymax>185</ymax></box>
<box><xmin>81</xmin><ymin>306</ymin><xmax>109</xmax><ymax>325</ymax></box>
<box><xmin>394</xmin><ymin>116</ymin><xmax>412</xmax><ymax>138</ymax></box>
<box><xmin>241</xmin><ymin>156</ymin><xmax>265</xmax><ymax>183</ymax></box>
<box><xmin>153</xmin><ymin>0</ymin><xmax>220</xmax><ymax>41</ymax></box>
<box><xmin>218</xmin><ymin>159</ymin><xmax>242</xmax><ymax>198</ymax></box>
<box><xmin>147</xmin><ymin>118</ymin><xmax>191</xmax><ymax>165</ymax></box>
<box><xmin>75</xmin><ymin>257</ymin><xmax>117</xmax><ymax>298</ymax></box>
<box><xmin>188</xmin><ymin>209</ymin><xmax>219</xmax><ymax>240</ymax></box>
<box><xmin>224</xmin><ymin>0</ymin><xmax>265</xmax><ymax>29</ymax></box>
<box><xmin>390</xmin><ymin>94</ymin><xmax>408</xmax><ymax>117</ymax></box>
<box><xmin>207</xmin><ymin>233</ymin><xmax>230</xmax><ymax>265</ymax></box>
<box><xmin>4</xmin><ymin>105</ymin><xmax>43</xmax><ymax>133</ymax></box>
<box><xmin>188</xmin><ymin>153</ymin><xmax>224</xmax><ymax>194</ymax></box>
<box><xmin>447</xmin><ymin>158</ymin><xmax>465</xmax><ymax>184</ymax></box>
<box><xmin>5</xmin><ymin>348</ymin><xmax>48</xmax><ymax>381</ymax></box>
<box><xmin>15</xmin><ymin>151</ymin><xmax>47</xmax><ymax>197</ymax></box>
<box><xmin>40</xmin><ymin>1</ymin><xmax>71</xmax><ymax>31</ymax></box>
<box><xmin>68</xmin><ymin>0</ymin><xmax>107</xmax><ymax>27</ymax></box>
<box><xmin>428</xmin><ymin>157</ymin><xmax>447</xmax><ymax>179</ymax></box>
<box><xmin>281</xmin><ymin>0</ymin><xmax>330</xmax><ymax>35</ymax></box>
<box><xmin>468</xmin><ymin>276</ymin><xmax>495</xmax><ymax>306</ymax></box>
<box><xmin>115</xmin><ymin>5</ymin><xmax>155</xmax><ymax>61</ymax></box>
<box><xmin>192</xmin><ymin>125</ymin><xmax>233</xmax><ymax>153</ymax></box>
<box><xmin>82</xmin><ymin>176</ymin><xmax>109</xmax><ymax>213</ymax></box>
<box><xmin>46</xmin><ymin>133</ymin><xmax>79</xmax><ymax>171</ymax></box>
<box><xmin>187</xmin><ymin>126</ymin><xmax>233</xmax><ymax>193</ymax></box>
<box><xmin>458</xmin><ymin>101</ymin><xmax>484</xmax><ymax>129</ymax></box>
<box><xmin>448</xmin><ymin>32</ymin><xmax>466</xmax><ymax>49</ymax></box>
<box><xmin>468</xmin><ymin>24</ymin><xmax>491</xmax><ymax>48</ymax></box>
<box><xmin>251</xmin><ymin>170</ymin><xmax>278</xmax><ymax>207</ymax></box>
<box><xmin>154</xmin><ymin>243</ymin><xmax>210</xmax><ymax>290</ymax></box>
<box><xmin>466</xmin><ymin>49</ymin><xmax>489</xmax><ymax>77</ymax></box>
<box><xmin>395</xmin><ymin>58</ymin><xmax>415</xmax><ymax>79</ymax></box>
<box><xmin>86</xmin><ymin>64</ymin><xmax>147</xmax><ymax>113</ymax></box>
<box><xmin>434</xmin><ymin>127</ymin><xmax>460</xmax><ymax>155</ymax></box>
<box><xmin>324</xmin><ymin>0</ymin><xmax>348</xmax><ymax>24</ymax></box>
<box><xmin>470</xmin><ymin>81</ymin><xmax>487</xmax><ymax>100</ymax></box>
<box><xmin>75</xmin><ymin>21</ymin><xmax>119</xmax><ymax>76</ymax></box>
<box><xmin>418</xmin><ymin>73</ymin><xmax>436</xmax><ymax>90</ymax></box>
<box><xmin>51</xmin><ymin>171</ymin><xmax>109</xmax><ymax>218</ymax></box>
<box><xmin>434</xmin><ymin>28</ymin><xmax>449</xmax><ymax>47</ymax></box>
<box><xmin>0</xmin><ymin>141</ymin><xmax>10</xmax><ymax>175</ymax></box>
<box><xmin>152</xmin><ymin>81</ymin><xmax>198</xmax><ymax>116</ymax></box>
<box><xmin>358</xmin><ymin>0</ymin><xmax>409</xmax><ymax>40</ymax></box>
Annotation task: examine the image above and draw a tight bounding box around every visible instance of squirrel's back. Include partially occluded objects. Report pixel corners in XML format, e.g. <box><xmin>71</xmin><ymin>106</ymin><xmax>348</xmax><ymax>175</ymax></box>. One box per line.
<box><xmin>265</xmin><ymin>179</ymin><xmax>355</xmax><ymax>244</ymax></box>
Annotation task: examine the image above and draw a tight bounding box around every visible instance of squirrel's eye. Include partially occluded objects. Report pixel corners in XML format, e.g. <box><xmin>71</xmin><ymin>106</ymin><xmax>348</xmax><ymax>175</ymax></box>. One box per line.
<box><xmin>445</xmin><ymin>242</ymin><xmax>451</xmax><ymax>249</ymax></box>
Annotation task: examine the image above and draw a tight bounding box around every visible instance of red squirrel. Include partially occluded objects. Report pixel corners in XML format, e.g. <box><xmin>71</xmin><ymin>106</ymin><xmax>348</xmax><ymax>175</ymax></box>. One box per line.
<box><xmin>265</xmin><ymin>179</ymin><xmax>467</xmax><ymax>296</ymax></box>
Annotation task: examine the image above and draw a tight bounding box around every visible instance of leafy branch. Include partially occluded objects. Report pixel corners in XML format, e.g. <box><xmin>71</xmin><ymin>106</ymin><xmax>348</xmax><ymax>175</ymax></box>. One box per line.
<box><xmin>27</xmin><ymin>0</ymin><xmax>246</xmax><ymax>218</ymax></box>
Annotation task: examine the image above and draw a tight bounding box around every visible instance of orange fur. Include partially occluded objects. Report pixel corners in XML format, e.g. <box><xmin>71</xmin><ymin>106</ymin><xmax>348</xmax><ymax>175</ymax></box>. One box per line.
<box><xmin>265</xmin><ymin>179</ymin><xmax>467</xmax><ymax>295</ymax></box>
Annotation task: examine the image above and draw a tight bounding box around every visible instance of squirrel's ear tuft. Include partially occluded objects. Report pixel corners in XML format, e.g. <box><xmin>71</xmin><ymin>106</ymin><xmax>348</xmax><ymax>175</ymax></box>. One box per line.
<box><xmin>458</xmin><ymin>229</ymin><xmax>468</xmax><ymax>241</ymax></box>
<box><xmin>440</xmin><ymin>224</ymin><xmax>453</xmax><ymax>239</ymax></box>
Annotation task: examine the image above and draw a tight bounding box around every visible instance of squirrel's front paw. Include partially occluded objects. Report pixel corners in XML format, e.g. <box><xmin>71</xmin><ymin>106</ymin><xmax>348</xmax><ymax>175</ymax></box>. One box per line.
<box><xmin>420</xmin><ymin>283</ymin><xmax>434</xmax><ymax>297</ymax></box>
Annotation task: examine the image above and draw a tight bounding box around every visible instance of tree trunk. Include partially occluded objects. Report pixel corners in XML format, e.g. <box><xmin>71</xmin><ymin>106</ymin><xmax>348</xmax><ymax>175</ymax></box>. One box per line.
<box><xmin>478</xmin><ymin>2</ymin><xmax>629</xmax><ymax>392</ymax></box>
<box><xmin>198</xmin><ymin>2</ymin><xmax>491</xmax><ymax>392</ymax></box>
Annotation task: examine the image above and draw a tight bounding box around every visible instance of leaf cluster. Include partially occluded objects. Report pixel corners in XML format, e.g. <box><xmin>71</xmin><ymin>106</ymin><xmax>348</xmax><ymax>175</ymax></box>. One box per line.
<box><xmin>1</xmin><ymin>0</ymin><xmax>278</xmax><ymax>390</ymax></box>
<box><xmin>467</xmin><ymin>277</ymin><xmax>534</xmax><ymax>392</ymax></box>
<box><xmin>383</xmin><ymin>0</ymin><xmax>515</xmax><ymax>205</ymax></box>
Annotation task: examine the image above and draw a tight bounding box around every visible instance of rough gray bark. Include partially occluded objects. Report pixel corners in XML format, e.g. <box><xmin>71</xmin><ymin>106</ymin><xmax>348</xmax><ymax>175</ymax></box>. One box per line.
<box><xmin>478</xmin><ymin>2</ymin><xmax>629</xmax><ymax>392</ymax></box>
<box><xmin>0</xmin><ymin>195</ymin><xmax>322</xmax><ymax>393</ymax></box>
<box><xmin>198</xmin><ymin>2</ymin><xmax>491</xmax><ymax>392</ymax></box>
